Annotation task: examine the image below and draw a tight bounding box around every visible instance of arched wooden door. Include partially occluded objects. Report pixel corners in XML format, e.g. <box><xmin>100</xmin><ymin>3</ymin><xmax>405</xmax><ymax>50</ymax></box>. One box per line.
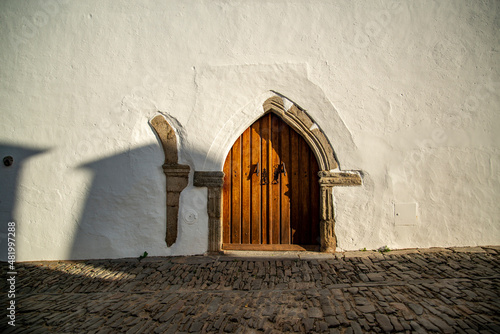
<box><xmin>222</xmin><ymin>113</ymin><xmax>320</xmax><ymax>251</ymax></box>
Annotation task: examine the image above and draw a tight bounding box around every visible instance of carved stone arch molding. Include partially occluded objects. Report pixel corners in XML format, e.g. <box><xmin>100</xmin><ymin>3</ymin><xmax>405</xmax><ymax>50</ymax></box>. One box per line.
<box><xmin>194</xmin><ymin>93</ymin><xmax>362</xmax><ymax>253</ymax></box>
<box><xmin>262</xmin><ymin>95</ymin><xmax>338</xmax><ymax>171</ymax></box>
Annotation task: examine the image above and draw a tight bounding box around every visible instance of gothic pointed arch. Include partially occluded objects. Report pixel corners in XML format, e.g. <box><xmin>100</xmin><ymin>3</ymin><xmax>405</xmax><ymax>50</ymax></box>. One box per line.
<box><xmin>194</xmin><ymin>92</ymin><xmax>362</xmax><ymax>253</ymax></box>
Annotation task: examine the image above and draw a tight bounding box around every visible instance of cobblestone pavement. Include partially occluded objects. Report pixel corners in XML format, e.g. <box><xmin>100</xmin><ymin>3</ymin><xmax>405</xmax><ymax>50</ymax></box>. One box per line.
<box><xmin>1</xmin><ymin>246</ymin><xmax>499</xmax><ymax>333</ymax></box>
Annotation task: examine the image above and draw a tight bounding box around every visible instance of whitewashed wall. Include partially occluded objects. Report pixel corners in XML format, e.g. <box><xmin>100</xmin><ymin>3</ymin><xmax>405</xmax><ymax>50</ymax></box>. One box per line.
<box><xmin>0</xmin><ymin>0</ymin><xmax>499</xmax><ymax>261</ymax></box>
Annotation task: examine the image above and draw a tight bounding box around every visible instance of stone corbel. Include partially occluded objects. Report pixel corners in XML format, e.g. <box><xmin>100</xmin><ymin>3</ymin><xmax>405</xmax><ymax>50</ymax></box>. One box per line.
<box><xmin>318</xmin><ymin>170</ymin><xmax>362</xmax><ymax>252</ymax></box>
<box><xmin>150</xmin><ymin>115</ymin><xmax>190</xmax><ymax>247</ymax></box>
<box><xmin>318</xmin><ymin>171</ymin><xmax>362</xmax><ymax>186</ymax></box>
<box><xmin>193</xmin><ymin>171</ymin><xmax>225</xmax><ymax>253</ymax></box>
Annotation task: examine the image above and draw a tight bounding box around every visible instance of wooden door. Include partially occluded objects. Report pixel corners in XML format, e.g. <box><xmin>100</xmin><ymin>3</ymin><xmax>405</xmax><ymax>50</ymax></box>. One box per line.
<box><xmin>222</xmin><ymin>113</ymin><xmax>319</xmax><ymax>251</ymax></box>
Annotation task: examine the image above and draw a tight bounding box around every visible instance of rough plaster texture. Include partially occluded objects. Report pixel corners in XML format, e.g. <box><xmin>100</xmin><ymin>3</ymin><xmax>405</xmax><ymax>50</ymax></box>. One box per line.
<box><xmin>0</xmin><ymin>0</ymin><xmax>499</xmax><ymax>260</ymax></box>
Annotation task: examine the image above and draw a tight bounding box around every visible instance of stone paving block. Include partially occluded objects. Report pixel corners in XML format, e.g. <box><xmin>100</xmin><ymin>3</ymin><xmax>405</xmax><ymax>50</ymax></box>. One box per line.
<box><xmin>366</xmin><ymin>272</ymin><xmax>385</xmax><ymax>282</ymax></box>
<box><xmin>165</xmin><ymin>323</ymin><xmax>179</xmax><ymax>334</ymax></box>
<box><xmin>299</xmin><ymin>252</ymin><xmax>335</xmax><ymax>260</ymax></box>
<box><xmin>408</xmin><ymin>302</ymin><xmax>424</xmax><ymax>315</ymax></box>
<box><xmin>364</xmin><ymin>313</ymin><xmax>375</xmax><ymax>324</ymax></box>
<box><xmin>389</xmin><ymin>315</ymin><xmax>404</xmax><ymax>331</ymax></box>
<box><xmin>486</xmin><ymin>323</ymin><xmax>500</xmax><ymax>333</ymax></box>
<box><xmin>262</xmin><ymin>306</ymin><xmax>274</xmax><ymax>317</ymax></box>
<box><xmin>355</xmin><ymin>303</ymin><xmax>376</xmax><ymax>313</ymax></box>
<box><xmin>419</xmin><ymin>318</ymin><xmax>441</xmax><ymax>332</ymax></box>
<box><xmin>410</xmin><ymin>321</ymin><xmax>428</xmax><ymax>334</ymax></box>
<box><xmin>188</xmin><ymin>320</ymin><xmax>204</xmax><ymax>333</ymax></box>
<box><xmin>358</xmin><ymin>273</ymin><xmax>369</xmax><ymax>282</ymax></box>
<box><xmin>302</xmin><ymin>318</ymin><xmax>314</xmax><ymax>332</ymax></box>
<box><xmin>399</xmin><ymin>319</ymin><xmax>411</xmax><ymax>330</ymax></box>
<box><xmin>343</xmin><ymin>251</ymin><xmax>379</xmax><ymax>258</ymax></box>
<box><xmin>346</xmin><ymin>310</ymin><xmax>358</xmax><ymax>320</ymax></box>
<box><xmin>325</xmin><ymin>316</ymin><xmax>340</xmax><ymax>328</ymax></box>
<box><xmin>322</xmin><ymin>305</ymin><xmax>336</xmax><ymax>317</ymax></box>
<box><xmin>153</xmin><ymin>322</ymin><xmax>172</xmax><ymax>333</ymax></box>
<box><xmin>350</xmin><ymin>321</ymin><xmax>363</xmax><ymax>334</ymax></box>
<box><xmin>336</xmin><ymin>313</ymin><xmax>350</xmax><ymax>326</ymax></box>
<box><xmin>354</xmin><ymin>296</ymin><xmax>369</xmax><ymax>305</ymax></box>
<box><xmin>428</xmin><ymin>315</ymin><xmax>455</xmax><ymax>333</ymax></box>
<box><xmin>317</xmin><ymin>320</ymin><xmax>329</xmax><ymax>332</ymax></box>
<box><xmin>482</xmin><ymin>246</ymin><xmax>500</xmax><ymax>254</ymax></box>
<box><xmin>95</xmin><ymin>327</ymin><xmax>114</xmax><ymax>334</ymax></box>
<box><xmin>450</xmin><ymin>247</ymin><xmax>486</xmax><ymax>253</ymax></box>
<box><xmin>418</xmin><ymin>247</ymin><xmax>453</xmax><ymax>253</ymax></box>
<box><xmin>383</xmin><ymin>248</ymin><xmax>420</xmax><ymax>255</ymax></box>
<box><xmin>375</xmin><ymin>313</ymin><xmax>393</xmax><ymax>332</ymax></box>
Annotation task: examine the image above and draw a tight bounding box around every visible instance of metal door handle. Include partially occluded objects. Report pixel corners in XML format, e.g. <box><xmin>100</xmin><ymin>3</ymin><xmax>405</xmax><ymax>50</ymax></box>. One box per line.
<box><xmin>281</xmin><ymin>162</ymin><xmax>286</xmax><ymax>176</ymax></box>
<box><xmin>261</xmin><ymin>168</ymin><xmax>268</xmax><ymax>185</ymax></box>
<box><xmin>272</xmin><ymin>164</ymin><xmax>281</xmax><ymax>184</ymax></box>
<box><xmin>255</xmin><ymin>162</ymin><xmax>260</xmax><ymax>176</ymax></box>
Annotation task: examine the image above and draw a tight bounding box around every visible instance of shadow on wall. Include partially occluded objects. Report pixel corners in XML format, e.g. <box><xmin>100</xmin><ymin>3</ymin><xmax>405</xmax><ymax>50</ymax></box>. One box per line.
<box><xmin>0</xmin><ymin>144</ymin><xmax>48</xmax><ymax>261</ymax></box>
<box><xmin>71</xmin><ymin>144</ymin><xmax>167</xmax><ymax>260</ymax></box>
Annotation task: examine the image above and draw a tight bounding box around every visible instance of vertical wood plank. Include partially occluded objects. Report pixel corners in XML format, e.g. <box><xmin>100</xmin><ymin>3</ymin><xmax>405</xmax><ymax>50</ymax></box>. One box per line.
<box><xmin>270</xmin><ymin>114</ymin><xmax>281</xmax><ymax>244</ymax></box>
<box><xmin>310</xmin><ymin>150</ymin><xmax>320</xmax><ymax>245</ymax></box>
<box><xmin>280</xmin><ymin>119</ymin><xmax>291</xmax><ymax>244</ymax></box>
<box><xmin>290</xmin><ymin>130</ymin><xmax>300</xmax><ymax>244</ymax></box>
<box><xmin>231</xmin><ymin>136</ymin><xmax>242</xmax><ymax>244</ymax></box>
<box><xmin>260</xmin><ymin>114</ymin><xmax>270</xmax><ymax>244</ymax></box>
<box><xmin>241</xmin><ymin>128</ymin><xmax>251</xmax><ymax>244</ymax></box>
<box><xmin>222</xmin><ymin>152</ymin><xmax>231</xmax><ymax>244</ymax></box>
<box><xmin>250</xmin><ymin>121</ymin><xmax>261</xmax><ymax>244</ymax></box>
<box><xmin>299</xmin><ymin>136</ymin><xmax>311</xmax><ymax>245</ymax></box>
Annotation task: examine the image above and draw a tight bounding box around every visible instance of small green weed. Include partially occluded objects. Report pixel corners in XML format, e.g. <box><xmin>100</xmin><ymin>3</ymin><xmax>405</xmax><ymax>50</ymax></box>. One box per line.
<box><xmin>138</xmin><ymin>251</ymin><xmax>148</xmax><ymax>261</ymax></box>
<box><xmin>378</xmin><ymin>246</ymin><xmax>391</xmax><ymax>253</ymax></box>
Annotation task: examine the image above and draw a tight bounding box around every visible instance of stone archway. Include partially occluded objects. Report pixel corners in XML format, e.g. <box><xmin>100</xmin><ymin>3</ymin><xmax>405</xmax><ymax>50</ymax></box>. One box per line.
<box><xmin>195</xmin><ymin>94</ymin><xmax>362</xmax><ymax>253</ymax></box>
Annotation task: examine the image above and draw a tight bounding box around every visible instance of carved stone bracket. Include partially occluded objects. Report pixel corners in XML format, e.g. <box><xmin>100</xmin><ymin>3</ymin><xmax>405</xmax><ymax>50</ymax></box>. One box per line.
<box><xmin>318</xmin><ymin>171</ymin><xmax>363</xmax><ymax>186</ymax></box>
<box><xmin>150</xmin><ymin>115</ymin><xmax>190</xmax><ymax>247</ymax></box>
<box><xmin>193</xmin><ymin>171</ymin><xmax>225</xmax><ymax>253</ymax></box>
<box><xmin>194</xmin><ymin>171</ymin><xmax>225</xmax><ymax>188</ymax></box>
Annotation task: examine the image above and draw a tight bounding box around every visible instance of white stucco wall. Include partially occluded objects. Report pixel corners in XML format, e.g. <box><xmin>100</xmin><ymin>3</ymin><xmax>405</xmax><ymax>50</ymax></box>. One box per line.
<box><xmin>0</xmin><ymin>0</ymin><xmax>499</xmax><ymax>261</ymax></box>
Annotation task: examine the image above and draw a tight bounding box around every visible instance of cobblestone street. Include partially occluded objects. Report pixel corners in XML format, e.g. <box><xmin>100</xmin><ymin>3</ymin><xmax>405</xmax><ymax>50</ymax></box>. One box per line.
<box><xmin>1</xmin><ymin>247</ymin><xmax>499</xmax><ymax>333</ymax></box>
